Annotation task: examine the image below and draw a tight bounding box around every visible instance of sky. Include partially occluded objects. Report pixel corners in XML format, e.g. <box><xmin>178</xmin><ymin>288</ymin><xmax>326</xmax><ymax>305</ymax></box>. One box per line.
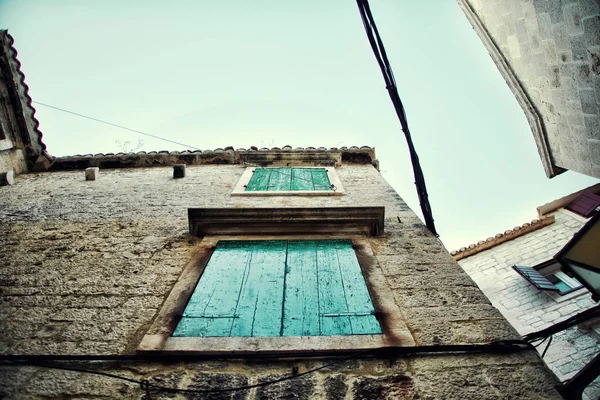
<box><xmin>1</xmin><ymin>0</ymin><xmax>598</xmax><ymax>251</ymax></box>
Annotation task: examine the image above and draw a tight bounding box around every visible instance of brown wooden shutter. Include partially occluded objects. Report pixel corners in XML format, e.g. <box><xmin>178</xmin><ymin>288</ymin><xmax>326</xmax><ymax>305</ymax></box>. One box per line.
<box><xmin>566</xmin><ymin>192</ymin><xmax>600</xmax><ymax>218</ymax></box>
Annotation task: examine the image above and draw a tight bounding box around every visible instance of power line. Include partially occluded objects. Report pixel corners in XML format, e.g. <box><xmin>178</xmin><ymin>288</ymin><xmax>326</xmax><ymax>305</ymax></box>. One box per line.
<box><xmin>356</xmin><ymin>0</ymin><xmax>438</xmax><ymax>237</ymax></box>
<box><xmin>3</xmin><ymin>341</ymin><xmax>531</xmax><ymax>396</ymax></box>
<box><xmin>8</xmin><ymin>350</ymin><xmax>369</xmax><ymax>396</ymax></box>
<box><xmin>32</xmin><ymin>101</ymin><xmax>202</xmax><ymax>151</ymax></box>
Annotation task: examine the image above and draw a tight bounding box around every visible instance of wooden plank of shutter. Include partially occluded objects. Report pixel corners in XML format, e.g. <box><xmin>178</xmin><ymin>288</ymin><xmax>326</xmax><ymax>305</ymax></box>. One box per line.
<box><xmin>246</xmin><ymin>168</ymin><xmax>271</xmax><ymax>191</ymax></box>
<box><xmin>311</xmin><ymin>168</ymin><xmax>331</xmax><ymax>191</ymax></box>
<box><xmin>172</xmin><ymin>241</ymin><xmax>251</xmax><ymax>337</ymax></box>
<box><xmin>566</xmin><ymin>192</ymin><xmax>600</xmax><ymax>217</ymax></box>
<box><xmin>231</xmin><ymin>240</ymin><xmax>287</xmax><ymax>337</ymax></box>
<box><xmin>333</xmin><ymin>240</ymin><xmax>382</xmax><ymax>334</ymax></box>
<box><xmin>512</xmin><ymin>265</ymin><xmax>559</xmax><ymax>291</ymax></box>
<box><xmin>283</xmin><ymin>240</ymin><xmax>320</xmax><ymax>336</ymax></box>
<box><xmin>317</xmin><ymin>240</ymin><xmax>352</xmax><ymax>335</ymax></box>
<box><xmin>291</xmin><ymin>168</ymin><xmax>314</xmax><ymax>191</ymax></box>
<box><xmin>268</xmin><ymin>168</ymin><xmax>292</xmax><ymax>191</ymax></box>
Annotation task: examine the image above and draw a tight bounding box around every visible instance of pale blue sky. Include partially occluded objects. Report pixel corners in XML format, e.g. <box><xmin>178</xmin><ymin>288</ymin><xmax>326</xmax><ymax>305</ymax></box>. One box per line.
<box><xmin>1</xmin><ymin>0</ymin><xmax>597</xmax><ymax>250</ymax></box>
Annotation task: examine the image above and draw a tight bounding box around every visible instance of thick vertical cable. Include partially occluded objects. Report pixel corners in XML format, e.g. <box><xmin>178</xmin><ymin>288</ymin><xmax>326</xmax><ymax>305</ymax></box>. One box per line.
<box><xmin>356</xmin><ymin>0</ymin><xmax>438</xmax><ymax>237</ymax></box>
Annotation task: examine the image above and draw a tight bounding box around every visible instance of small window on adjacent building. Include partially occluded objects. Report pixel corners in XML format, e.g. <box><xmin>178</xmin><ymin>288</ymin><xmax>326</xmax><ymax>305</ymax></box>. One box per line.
<box><xmin>231</xmin><ymin>167</ymin><xmax>344</xmax><ymax>196</ymax></box>
<box><xmin>173</xmin><ymin>239</ymin><xmax>381</xmax><ymax>337</ymax></box>
<box><xmin>545</xmin><ymin>271</ymin><xmax>582</xmax><ymax>295</ymax></box>
<box><xmin>513</xmin><ymin>260</ymin><xmax>584</xmax><ymax>295</ymax></box>
<box><xmin>566</xmin><ymin>192</ymin><xmax>600</xmax><ymax>218</ymax></box>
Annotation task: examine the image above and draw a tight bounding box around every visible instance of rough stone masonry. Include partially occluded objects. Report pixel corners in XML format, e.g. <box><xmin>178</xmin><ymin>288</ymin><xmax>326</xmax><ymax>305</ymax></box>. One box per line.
<box><xmin>0</xmin><ymin>152</ymin><xmax>561</xmax><ymax>399</ymax></box>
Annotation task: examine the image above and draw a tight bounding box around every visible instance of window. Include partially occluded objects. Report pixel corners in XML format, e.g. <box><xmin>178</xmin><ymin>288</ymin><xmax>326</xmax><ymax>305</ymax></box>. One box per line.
<box><xmin>566</xmin><ymin>192</ymin><xmax>600</xmax><ymax>218</ymax></box>
<box><xmin>247</xmin><ymin>168</ymin><xmax>331</xmax><ymax>191</ymax></box>
<box><xmin>139</xmin><ymin>235</ymin><xmax>414</xmax><ymax>354</ymax></box>
<box><xmin>545</xmin><ymin>271</ymin><xmax>582</xmax><ymax>295</ymax></box>
<box><xmin>231</xmin><ymin>167</ymin><xmax>344</xmax><ymax>196</ymax></box>
<box><xmin>513</xmin><ymin>260</ymin><xmax>584</xmax><ymax>296</ymax></box>
<box><xmin>173</xmin><ymin>239</ymin><xmax>381</xmax><ymax>337</ymax></box>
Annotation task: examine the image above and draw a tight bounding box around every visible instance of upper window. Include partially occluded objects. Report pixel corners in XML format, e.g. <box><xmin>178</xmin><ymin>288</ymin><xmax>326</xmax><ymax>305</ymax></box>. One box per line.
<box><xmin>231</xmin><ymin>167</ymin><xmax>344</xmax><ymax>196</ymax></box>
<box><xmin>246</xmin><ymin>168</ymin><xmax>331</xmax><ymax>192</ymax></box>
<box><xmin>173</xmin><ymin>239</ymin><xmax>381</xmax><ymax>337</ymax></box>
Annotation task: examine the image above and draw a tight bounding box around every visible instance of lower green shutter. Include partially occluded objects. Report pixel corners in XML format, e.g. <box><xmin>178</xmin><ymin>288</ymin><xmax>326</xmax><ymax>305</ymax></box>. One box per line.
<box><xmin>173</xmin><ymin>240</ymin><xmax>381</xmax><ymax>337</ymax></box>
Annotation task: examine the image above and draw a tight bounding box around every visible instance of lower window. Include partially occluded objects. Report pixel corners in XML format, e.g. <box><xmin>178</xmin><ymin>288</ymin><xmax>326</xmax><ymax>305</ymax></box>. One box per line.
<box><xmin>138</xmin><ymin>236</ymin><xmax>415</xmax><ymax>354</ymax></box>
<box><xmin>173</xmin><ymin>239</ymin><xmax>382</xmax><ymax>337</ymax></box>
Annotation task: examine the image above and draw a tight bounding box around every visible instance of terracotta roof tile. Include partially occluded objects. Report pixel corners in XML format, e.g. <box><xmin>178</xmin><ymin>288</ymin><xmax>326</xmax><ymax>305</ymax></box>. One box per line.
<box><xmin>451</xmin><ymin>216</ymin><xmax>555</xmax><ymax>261</ymax></box>
<box><xmin>1</xmin><ymin>31</ymin><xmax>47</xmax><ymax>153</ymax></box>
<box><xmin>49</xmin><ymin>146</ymin><xmax>376</xmax><ymax>171</ymax></box>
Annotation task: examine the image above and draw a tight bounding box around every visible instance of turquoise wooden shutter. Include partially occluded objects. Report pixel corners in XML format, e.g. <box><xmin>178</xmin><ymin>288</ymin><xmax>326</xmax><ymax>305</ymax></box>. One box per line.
<box><xmin>310</xmin><ymin>168</ymin><xmax>331</xmax><ymax>191</ymax></box>
<box><xmin>314</xmin><ymin>239</ymin><xmax>381</xmax><ymax>335</ymax></box>
<box><xmin>283</xmin><ymin>240</ymin><xmax>321</xmax><ymax>335</ymax></box>
<box><xmin>245</xmin><ymin>168</ymin><xmax>271</xmax><ymax>191</ymax></box>
<box><xmin>173</xmin><ymin>240</ymin><xmax>286</xmax><ymax>337</ymax></box>
<box><xmin>173</xmin><ymin>240</ymin><xmax>381</xmax><ymax>337</ymax></box>
<box><xmin>245</xmin><ymin>168</ymin><xmax>332</xmax><ymax>191</ymax></box>
<box><xmin>512</xmin><ymin>265</ymin><xmax>560</xmax><ymax>292</ymax></box>
<box><xmin>230</xmin><ymin>240</ymin><xmax>287</xmax><ymax>337</ymax></box>
<box><xmin>172</xmin><ymin>241</ymin><xmax>251</xmax><ymax>337</ymax></box>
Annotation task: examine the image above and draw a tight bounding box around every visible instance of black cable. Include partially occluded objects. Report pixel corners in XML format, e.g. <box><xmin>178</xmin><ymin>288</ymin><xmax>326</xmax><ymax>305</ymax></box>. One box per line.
<box><xmin>540</xmin><ymin>336</ymin><xmax>553</xmax><ymax>359</ymax></box>
<box><xmin>8</xmin><ymin>350</ymin><xmax>370</xmax><ymax>395</ymax></box>
<box><xmin>0</xmin><ymin>339</ymin><xmax>532</xmax><ymax>363</ymax></box>
<box><xmin>356</xmin><ymin>0</ymin><xmax>438</xmax><ymax>237</ymax></box>
<box><xmin>32</xmin><ymin>101</ymin><xmax>202</xmax><ymax>151</ymax></box>
<box><xmin>2</xmin><ymin>340</ymin><xmax>533</xmax><ymax>396</ymax></box>
<box><xmin>523</xmin><ymin>304</ymin><xmax>600</xmax><ymax>343</ymax></box>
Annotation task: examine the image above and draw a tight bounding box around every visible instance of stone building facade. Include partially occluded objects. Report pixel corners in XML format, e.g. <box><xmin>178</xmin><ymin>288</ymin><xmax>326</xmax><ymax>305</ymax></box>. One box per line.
<box><xmin>453</xmin><ymin>184</ymin><xmax>600</xmax><ymax>400</ymax></box>
<box><xmin>0</xmin><ymin>29</ymin><xmax>563</xmax><ymax>398</ymax></box>
<box><xmin>457</xmin><ymin>0</ymin><xmax>600</xmax><ymax>179</ymax></box>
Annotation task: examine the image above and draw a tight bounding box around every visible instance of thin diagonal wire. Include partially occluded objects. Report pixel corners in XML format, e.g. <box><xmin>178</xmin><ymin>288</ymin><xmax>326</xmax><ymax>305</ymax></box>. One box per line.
<box><xmin>32</xmin><ymin>101</ymin><xmax>202</xmax><ymax>151</ymax></box>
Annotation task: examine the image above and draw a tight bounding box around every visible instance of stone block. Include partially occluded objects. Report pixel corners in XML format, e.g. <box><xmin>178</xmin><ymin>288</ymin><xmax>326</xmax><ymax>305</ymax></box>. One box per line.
<box><xmin>323</xmin><ymin>375</ymin><xmax>348</xmax><ymax>400</ymax></box>
<box><xmin>590</xmin><ymin>140</ymin><xmax>600</xmax><ymax>165</ymax></box>
<box><xmin>549</xmin><ymin>0</ymin><xmax>565</xmax><ymax>23</ymax></box>
<box><xmin>581</xmin><ymin>88</ymin><xmax>599</xmax><ymax>114</ymax></box>
<box><xmin>533</xmin><ymin>1</ymin><xmax>550</xmax><ymax>14</ymax></box>
<box><xmin>553</xmin><ymin>23</ymin><xmax>570</xmax><ymax>51</ymax></box>
<box><xmin>537</xmin><ymin>11</ymin><xmax>552</xmax><ymax>38</ymax></box>
<box><xmin>571</xmin><ymin>34</ymin><xmax>588</xmax><ymax>61</ymax></box>
<box><xmin>352</xmin><ymin>375</ymin><xmax>415</xmax><ymax>400</ymax></box>
<box><xmin>0</xmin><ymin>170</ymin><xmax>14</xmax><ymax>185</ymax></box>
<box><xmin>507</xmin><ymin>35</ymin><xmax>521</xmax><ymax>59</ymax></box>
<box><xmin>581</xmin><ymin>0</ymin><xmax>600</xmax><ymax>15</ymax></box>
<box><xmin>565</xmin><ymin>3</ymin><xmax>585</xmax><ymax>35</ymax></box>
<box><xmin>584</xmin><ymin>16</ymin><xmax>600</xmax><ymax>47</ymax></box>
<box><xmin>543</xmin><ymin>40</ymin><xmax>559</xmax><ymax>63</ymax></box>
<box><xmin>186</xmin><ymin>372</ymin><xmax>248</xmax><ymax>400</ymax></box>
<box><xmin>173</xmin><ymin>164</ymin><xmax>186</xmax><ymax>178</ymax></box>
<box><xmin>255</xmin><ymin>374</ymin><xmax>315</xmax><ymax>400</ymax></box>
<box><xmin>85</xmin><ymin>167</ymin><xmax>99</xmax><ymax>181</ymax></box>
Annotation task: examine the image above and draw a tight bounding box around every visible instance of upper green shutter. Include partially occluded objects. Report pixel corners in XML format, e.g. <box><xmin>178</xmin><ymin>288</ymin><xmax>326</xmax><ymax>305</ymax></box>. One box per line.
<box><xmin>173</xmin><ymin>240</ymin><xmax>381</xmax><ymax>337</ymax></box>
<box><xmin>245</xmin><ymin>168</ymin><xmax>332</xmax><ymax>191</ymax></box>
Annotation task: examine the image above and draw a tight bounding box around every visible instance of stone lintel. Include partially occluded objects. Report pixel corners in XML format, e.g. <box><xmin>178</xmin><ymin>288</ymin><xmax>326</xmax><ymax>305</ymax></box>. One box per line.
<box><xmin>188</xmin><ymin>207</ymin><xmax>385</xmax><ymax>237</ymax></box>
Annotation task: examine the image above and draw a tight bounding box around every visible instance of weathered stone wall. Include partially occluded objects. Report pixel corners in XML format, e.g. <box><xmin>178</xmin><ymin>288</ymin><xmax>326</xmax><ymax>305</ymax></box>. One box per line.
<box><xmin>458</xmin><ymin>209</ymin><xmax>600</xmax><ymax>399</ymax></box>
<box><xmin>0</xmin><ymin>164</ymin><xmax>560</xmax><ymax>398</ymax></box>
<box><xmin>459</xmin><ymin>0</ymin><xmax>600</xmax><ymax>178</ymax></box>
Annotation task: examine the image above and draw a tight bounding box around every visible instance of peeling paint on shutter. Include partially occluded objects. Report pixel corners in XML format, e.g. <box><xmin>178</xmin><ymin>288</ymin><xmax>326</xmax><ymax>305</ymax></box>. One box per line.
<box><xmin>173</xmin><ymin>240</ymin><xmax>381</xmax><ymax>337</ymax></box>
<box><xmin>245</xmin><ymin>168</ymin><xmax>331</xmax><ymax>191</ymax></box>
